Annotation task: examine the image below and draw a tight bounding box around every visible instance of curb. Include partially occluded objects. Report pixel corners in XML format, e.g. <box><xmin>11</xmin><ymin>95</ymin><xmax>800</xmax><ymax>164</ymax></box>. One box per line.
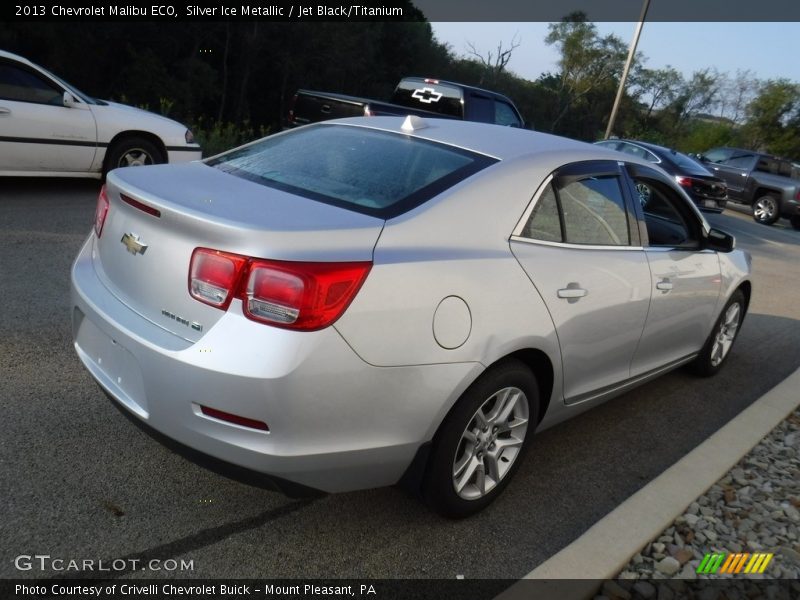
<box><xmin>497</xmin><ymin>366</ymin><xmax>800</xmax><ymax>600</ymax></box>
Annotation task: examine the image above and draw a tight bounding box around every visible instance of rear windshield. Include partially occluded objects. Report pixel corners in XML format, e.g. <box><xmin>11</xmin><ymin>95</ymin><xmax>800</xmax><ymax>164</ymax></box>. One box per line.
<box><xmin>391</xmin><ymin>80</ymin><xmax>464</xmax><ymax>118</ymax></box>
<box><xmin>206</xmin><ymin>124</ymin><xmax>496</xmax><ymax>218</ymax></box>
<box><xmin>667</xmin><ymin>149</ymin><xmax>711</xmax><ymax>176</ymax></box>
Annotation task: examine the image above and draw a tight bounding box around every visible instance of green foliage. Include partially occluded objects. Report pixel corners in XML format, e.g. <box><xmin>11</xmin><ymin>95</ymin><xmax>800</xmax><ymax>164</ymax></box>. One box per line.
<box><xmin>740</xmin><ymin>79</ymin><xmax>800</xmax><ymax>158</ymax></box>
<box><xmin>678</xmin><ymin>121</ymin><xmax>743</xmax><ymax>154</ymax></box>
<box><xmin>190</xmin><ymin>119</ymin><xmax>270</xmax><ymax>157</ymax></box>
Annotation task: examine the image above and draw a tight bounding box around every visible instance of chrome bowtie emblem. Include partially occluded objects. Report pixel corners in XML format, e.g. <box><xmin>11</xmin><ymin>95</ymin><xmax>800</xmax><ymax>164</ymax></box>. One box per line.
<box><xmin>121</xmin><ymin>232</ymin><xmax>148</xmax><ymax>255</ymax></box>
<box><xmin>411</xmin><ymin>87</ymin><xmax>443</xmax><ymax>104</ymax></box>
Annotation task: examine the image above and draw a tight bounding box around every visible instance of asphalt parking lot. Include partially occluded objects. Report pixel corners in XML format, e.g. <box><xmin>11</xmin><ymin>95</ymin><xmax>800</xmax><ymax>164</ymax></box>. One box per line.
<box><xmin>1</xmin><ymin>180</ymin><xmax>799</xmax><ymax>580</ymax></box>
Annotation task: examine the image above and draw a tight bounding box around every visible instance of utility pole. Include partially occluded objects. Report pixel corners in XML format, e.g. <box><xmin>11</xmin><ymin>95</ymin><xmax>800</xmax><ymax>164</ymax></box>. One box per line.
<box><xmin>604</xmin><ymin>0</ymin><xmax>651</xmax><ymax>139</ymax></box>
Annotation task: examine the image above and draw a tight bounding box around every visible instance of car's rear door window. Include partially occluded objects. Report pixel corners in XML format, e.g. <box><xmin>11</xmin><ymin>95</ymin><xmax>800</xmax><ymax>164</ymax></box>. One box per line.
<box><xmin>207</xmin><ymin>124</ymin><xmax>496</xmax><ymax>218</ymax></box>
<box><xmin>559</xmin><ymin>177</ymin><xmax>630</xmax><ymax>245</ymax></box>
<box><xmin>519</xmin><ymin>163</ymin><xmax>634</xmax><ymax>247</ymax></box>
<box><xmin>521</xmin><ymin>183</ymin><xmax>562</xmax><ymax>242</ymax></box>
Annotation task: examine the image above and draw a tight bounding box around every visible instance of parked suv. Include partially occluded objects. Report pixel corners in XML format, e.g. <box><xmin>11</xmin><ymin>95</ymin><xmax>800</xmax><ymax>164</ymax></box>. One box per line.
<box><xmin>698</xmin><ymin>147</ymin><xmax>800</xmax><ymax>228</ymax></box>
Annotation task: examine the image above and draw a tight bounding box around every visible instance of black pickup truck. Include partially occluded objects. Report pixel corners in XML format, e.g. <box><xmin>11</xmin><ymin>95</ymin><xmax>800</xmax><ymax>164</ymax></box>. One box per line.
<box><xmin>287</xmin><ymin>77</ymin><xmax>526</xmax><ymax>129</ymax></box>
<box><xmin>698</xmin><ymin>147</ymin><xmax>800</xmax><ymax>228</ymax></box>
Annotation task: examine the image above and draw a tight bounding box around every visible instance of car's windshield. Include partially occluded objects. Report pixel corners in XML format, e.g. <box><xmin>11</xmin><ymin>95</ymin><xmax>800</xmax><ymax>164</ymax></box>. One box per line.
<box><xmin>207</xmin><ymin>124</ymin><xmax>496</xmax><ymax>218</ymax></box>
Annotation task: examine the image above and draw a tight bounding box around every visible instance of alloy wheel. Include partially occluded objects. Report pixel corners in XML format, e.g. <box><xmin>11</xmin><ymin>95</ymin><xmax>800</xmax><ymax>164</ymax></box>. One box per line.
<box><xmin>754</xmin><ymin>197</ymin><xmax>777</xmax><ymax>221</ymax></box>
<box><xmin>710</xmin><ymin>302</ymin><xmax>741</xmax><ymax>367</ymax></box>
<box><xmin>118</xmin><ymin>148</ymin><xmax>154</xmax><ymax>168</ymax></box>
<box><xmin>452</xmin><ymin>386</ymin><xmax>529</xmax><ymax>500</ymax></box>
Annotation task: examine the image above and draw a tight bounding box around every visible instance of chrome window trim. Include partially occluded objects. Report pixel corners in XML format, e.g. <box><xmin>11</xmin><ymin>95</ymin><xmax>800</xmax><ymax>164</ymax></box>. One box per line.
<box><xmin>510</xmin><ymin>235</ymin><xmax>645</xmax><ymax>252</ymax></box>
<box><xmin>620</xmin><ymin>141</ymin><xmax>662</xmax><ymax>165</ymax></box>
<box><xmin>643</xmin><ymin>245</ymin><xmax>716</xmax><ymax>255</ymax></box>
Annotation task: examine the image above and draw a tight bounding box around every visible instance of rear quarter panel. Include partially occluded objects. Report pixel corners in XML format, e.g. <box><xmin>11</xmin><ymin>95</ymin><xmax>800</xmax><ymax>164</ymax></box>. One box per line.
<box><xmin>334</xmin><ymin>156</ymin><xmax>564</xmax><ymax>408</ymax></box>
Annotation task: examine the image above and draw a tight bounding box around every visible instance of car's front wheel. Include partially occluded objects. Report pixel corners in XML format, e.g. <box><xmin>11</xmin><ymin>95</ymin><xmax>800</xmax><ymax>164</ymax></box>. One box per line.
<box><xmin>690</xmin><ymin>289</ymin><xmax>746</xmax><ymax>377</ymax></box>
<box><xmin>752</xmin><ymin>195</ymin><xmax>781</xmax><ymax>225</ymax></box>
<box><xmin>105</xmin><ymin>137</ymin><xmax>164</xmax><ymax>174</ymax></box>
<box><xmin>422</xmin><ymin>359</ymin><xmax>538</xmax><ymax>518</ymax></box>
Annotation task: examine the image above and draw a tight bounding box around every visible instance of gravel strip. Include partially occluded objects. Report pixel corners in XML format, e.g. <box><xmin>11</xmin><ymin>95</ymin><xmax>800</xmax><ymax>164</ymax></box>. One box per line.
<box><xmin>596</xmin><ymin>409</ymin><xmax>800</xmax><ymax>599</ymax></box>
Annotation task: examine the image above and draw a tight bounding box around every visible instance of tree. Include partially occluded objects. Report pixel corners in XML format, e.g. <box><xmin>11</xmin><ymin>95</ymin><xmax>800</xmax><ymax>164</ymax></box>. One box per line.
<box><xmin>631</xmin><ymin>66</ymin><xmax>682</xmax><ymax>125</ymax></box>
<box><xmin>716</xmin><ymin>70</ymin><xmax>759</xmax><ymax>125</ymax></box>
<box><xmin>464</xmin><ymin>34</ymin><xmax>521</xmax><ymax>87</ymax></box>
<box><xmin>544</xmin><ymin>12</ymin><xmax>629</xmax><ymax>134</ymax></box>
<box><xmin>661</xmin><ymin>69</ymin><xmax>720</xmax><ymax>137</ymax></box>
<box><xmin>742</xmin><ymin>79</ymin><xmax>800</xmax><ymax>157</ymax></box>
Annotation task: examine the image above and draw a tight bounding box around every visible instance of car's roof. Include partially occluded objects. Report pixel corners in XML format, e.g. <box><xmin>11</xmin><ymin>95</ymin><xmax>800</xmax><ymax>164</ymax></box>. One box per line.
<box><xmin>600</xmin><ymin>138</ymin><xmax>678</xmax><ymax>157</ymax></box>
<box><xmin>0</xmin><ymin>49</ymin><xmax>32</xmax><ymax>65</ymax></box>
<box><xmin>326</xmin><ymin>116</ymin><xmax>597</xmax><ymax>162</ymax></box>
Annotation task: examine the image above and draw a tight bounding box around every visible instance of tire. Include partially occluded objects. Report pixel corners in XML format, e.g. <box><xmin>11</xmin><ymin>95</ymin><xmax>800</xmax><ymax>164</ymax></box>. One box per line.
<box><xmin>105</xmin><ymin>137</ymin><xmax>164</xmax><ymax>174</ymax></box>
<box><xmin>422</xmin><ymin>359</ymin><xmax>539</xmax><ymax>518</ymax></box>
<box><xmin>790</xmin><ymin>215</ymin><xmax>800</xmax><ymax>230</ymax></box>
<box><xmin>689</xmin><ymin>290</ymin><xmax>746</xmax><ymax>377</ymax></box>
<box><xmin>752</xmin><ymin>195</ymin><xmax>781</xmax><ymax>225</ymax></box>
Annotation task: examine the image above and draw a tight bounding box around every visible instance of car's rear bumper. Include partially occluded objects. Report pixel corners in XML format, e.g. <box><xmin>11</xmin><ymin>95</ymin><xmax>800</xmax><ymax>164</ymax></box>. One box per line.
<box><xmin>691</xmin><ymin>194</ymin><xmax>727</xmax><ymax>213</ymax></box>
<box><xmin>71</xmin><ymin>236</ymin><xmax>481</xmax><ymax>493</ymax></box>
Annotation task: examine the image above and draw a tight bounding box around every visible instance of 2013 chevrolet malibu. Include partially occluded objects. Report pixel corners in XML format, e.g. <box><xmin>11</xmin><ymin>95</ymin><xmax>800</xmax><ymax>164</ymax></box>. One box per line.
<box><xmin>71</xmin><ymin>116</ymin><xmax>751</xmax><ymax>517</ymax></box>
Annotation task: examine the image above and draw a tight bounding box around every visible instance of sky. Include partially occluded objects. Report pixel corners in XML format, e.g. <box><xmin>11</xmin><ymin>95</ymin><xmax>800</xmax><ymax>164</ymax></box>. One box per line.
<box><xmin>430</xmin><ymin>22</ymin><xmax>799</xmax><ymax>84</ymax></box>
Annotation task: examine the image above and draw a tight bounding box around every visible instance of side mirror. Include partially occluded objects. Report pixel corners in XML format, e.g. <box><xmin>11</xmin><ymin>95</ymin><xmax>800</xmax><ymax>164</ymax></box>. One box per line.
<box><xmin>705</xmin><ymin>227</ymin><xmax>735</xmax><ymax>252</ymax></box>
<box><xmin>63</xmin><ymin>91</ymin><xmax>78</xmax><ymax>108</ymax></box>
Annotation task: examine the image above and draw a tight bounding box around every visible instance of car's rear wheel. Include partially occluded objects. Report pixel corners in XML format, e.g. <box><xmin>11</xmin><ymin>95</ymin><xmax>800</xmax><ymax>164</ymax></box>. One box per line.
<box><xmin>752</xmin><ymin>195</ymin><xmax>780</xmax><ymax>225</ymax></box>
<box><xmin>689</xmin><ymin>290</ymin><xmax>745</xmax><ymax>377</ymax></box>
<box><xmin>105</xmin><ymin>137</ymin><xmax>164</xmax><ymax>174</ymax></box>
<box><xmin>790</xmin><ymin>215</ymin><xmax>800</xmax><ymax>230</ymax></box>
<box><xmin>422</xmin><ymin>359</ymin><xmax>538</xmax><ymax>518</ymax></box>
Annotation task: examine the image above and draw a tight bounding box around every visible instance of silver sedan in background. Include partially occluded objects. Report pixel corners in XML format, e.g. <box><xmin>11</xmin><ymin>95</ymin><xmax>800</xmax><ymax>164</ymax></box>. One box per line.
<box><xmin>71</xmin><ymin>116</ymin><xmax>751</xmax><ymax>517</ymax></box>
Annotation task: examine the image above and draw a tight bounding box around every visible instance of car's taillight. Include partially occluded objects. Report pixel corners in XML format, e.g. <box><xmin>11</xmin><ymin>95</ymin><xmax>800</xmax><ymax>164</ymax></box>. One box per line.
<box><xmin>675</xmin><ymin>176</ymin><xmax>693</xmax><ymax>188</ymax></box>
<box><xmin>189</xmin><ymin>248</ymin><xmax>248</xmax><ymax>309</ymax></box>
<box><xmin>94</xmin><ymin>185</ymin><xmax>110</xmax><ymax>237</ymax></box>
<box><xmin>188</xmin><ymin>249</ymin><xmax>371</xmax><ymax>331</ymax></box>
<box><xmin>243</xmin><ymin>260</ymin><xmax>371</xmax><ymax>331</ymax></box>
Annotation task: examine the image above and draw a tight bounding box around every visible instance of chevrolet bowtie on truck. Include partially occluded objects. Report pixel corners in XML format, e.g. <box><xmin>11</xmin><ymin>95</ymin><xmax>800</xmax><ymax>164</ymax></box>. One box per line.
<box><xmin>287</xmin><ymin>77</ymin><xmax>526</xmax><ymax>129</ymax></box>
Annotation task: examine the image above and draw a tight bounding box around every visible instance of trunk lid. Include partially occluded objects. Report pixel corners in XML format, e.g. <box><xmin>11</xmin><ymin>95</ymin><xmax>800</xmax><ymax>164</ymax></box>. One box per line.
<box><xmin>94</xmin><ymin>162</ymin><xmax>383</xmax><ymax>342</ymax></box>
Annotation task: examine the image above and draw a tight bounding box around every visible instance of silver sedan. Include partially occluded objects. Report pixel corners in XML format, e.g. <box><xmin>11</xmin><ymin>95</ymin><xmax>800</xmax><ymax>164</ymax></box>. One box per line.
<box><xmin>71</xmin><ymin>116</ymin><xmax>751</xmax><ymax>517</ymax></box>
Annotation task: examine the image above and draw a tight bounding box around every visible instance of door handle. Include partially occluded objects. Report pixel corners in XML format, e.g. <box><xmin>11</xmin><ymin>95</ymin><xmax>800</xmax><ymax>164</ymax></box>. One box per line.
<box><xmin>656</xmin><ymin>279</ymin><xmax>673</xmax><ymax>291</ymax></box>
<box><xmin>0</xmin><ymin>107</ymin><xmax>10</xmax><ymax>116</ymax></box>
<box><xmin>557</xmin><ymin>287</ymin><xmax>588</xmax><ymax>299</ymax></box>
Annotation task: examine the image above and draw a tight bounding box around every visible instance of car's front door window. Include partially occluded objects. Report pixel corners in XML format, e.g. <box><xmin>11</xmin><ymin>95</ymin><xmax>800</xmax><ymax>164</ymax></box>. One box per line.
<box><xmin>633</xmin><ymin>178</ymin><xmax>697</xmax><ymax>248</ymax></box>
<box><xmin>0</xmin><ymin>62</ymin><xmax>62</xmax><ymax>105</ymax></box>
